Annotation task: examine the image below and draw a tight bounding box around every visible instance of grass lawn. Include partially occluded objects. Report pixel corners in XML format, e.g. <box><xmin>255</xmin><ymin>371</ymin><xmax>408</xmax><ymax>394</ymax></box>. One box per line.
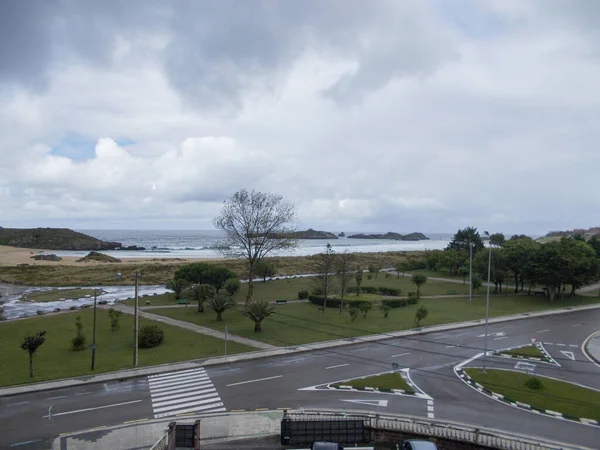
<box><xmin>21</xmin><ymin>288</ymin><xmax>99</xmax><ymax>302</ymax></box>
<box><xmin>0</xmin><ymin>309</ymin><xmax>256</xmax><ymax>387</ymax></box>
<box><xmin>499</xmin><ymin>345</ymin><xmax>545</xmax><ymax>359</ymax></box>
<box><xmin>464</xmin><ymin>368</ymin><xmax>600</xmax><ymax>421</ymax></box>
<box><xmin>332</xmin><ymin>372</ymin><xmax>414</xmax><ymax>394</ymax></box>
<box><xmin>151</xmin><ymin>294</ymin><xmax>600</xmax><ymax>347</ymax></box>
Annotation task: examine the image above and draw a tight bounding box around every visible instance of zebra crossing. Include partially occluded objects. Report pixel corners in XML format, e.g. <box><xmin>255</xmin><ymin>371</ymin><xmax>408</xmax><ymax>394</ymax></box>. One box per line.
<box><xmin>148</xmin><ymin>368</ymin><xmax>226</xmax><ymax>418</ymax></box>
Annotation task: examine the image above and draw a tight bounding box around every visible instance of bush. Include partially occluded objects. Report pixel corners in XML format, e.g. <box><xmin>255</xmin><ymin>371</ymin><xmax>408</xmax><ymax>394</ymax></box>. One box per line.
<box><xmin>359</xmin><ymin>302</ymin><xmax>372</xmax><ymax>318</ymax></box>
<box><xmin>414</xmin><ymin>305</ymin><xmax>429</xmax><ymax>326</ymax></box>
<box><xmin>407</xmin><ymin>292</ymin><xmax>419</xmax><ymax>305</ymax></box>
<box><xmin>378</xmin><ymin>286</ymin><xmax>401</xmax><ymax>296</ymax></box>
<box><xmin>312</xmin><ymin>288</ymin><xmax>323</xmax><ymax>296</ymax></box>
<box><xmin>348</xmin><ymin>307</ymin><xmax>359</xmax><ymax>322</ymax></box>
<box><xmin>382</xmin><ymin>298</ymin><xmax>407</xmax><ymax>308</ymax></box>
<box><xmin>347</xmin><ymin>286</ymin><xmax>359</xmax><ymax>294</ymax></box>
<box><xmin>298</xmin><ymin>290</ymin><xmax>309</xmax><ymax>300</ymax></box>
<box><xmin>138</xmin><ymin>325</ymin><xmax>164</xmax><ymax>349</ymax></box>
<box><xmin>380</xmin><ymin>304</ymin><xmax>391</xmax><ymax>318</ymax></box>
<box><xmin>224</xmin><ymin>278</ymin><xmax>241</xmax><ymax>296</ymax></box>
<box><xmin>361</xmin><ymin>286</ymin><xmax>378</xmax><ymax>294</ymax></box>
<box><xmin>525</xmin><ymin>377</ymin><xmax>543</xmax><ymax>390</ymax></box>
<box><xmin>309</xmin><ymin>296</ymin><xmax>370</xmax><ymax>310</ymax></box>
<box><xmin>71</xmin><ymin>334</ymin><xmax>86</xmax><ymax>351</ymax></box>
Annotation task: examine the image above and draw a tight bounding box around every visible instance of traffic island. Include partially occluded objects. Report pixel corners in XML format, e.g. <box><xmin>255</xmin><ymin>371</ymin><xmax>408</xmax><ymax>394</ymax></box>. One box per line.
<box><xmin>493</xmin><ymin>343</ymin><xmax>557</xmax><ymax>365</ymax></box>
<box><xmin>455</xmin><ymin>366</ymin><xmax>600</xmax><ymax>427</ymax></box>
<box><xmin>331</xmin><ymin>371</ymin><xmax>416</xmax><ymax>395</ymax></box>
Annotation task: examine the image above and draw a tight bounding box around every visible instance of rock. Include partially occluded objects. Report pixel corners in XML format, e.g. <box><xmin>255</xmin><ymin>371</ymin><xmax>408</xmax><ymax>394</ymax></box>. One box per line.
<box><xmin>275</xmin><ymin>228</ymin><xmax>338</xmax><ymax>239</ymax></box>
<box><xmin>338</xmin><ymin>232</ymin><xmax>346</xmax><ymax>237</ymax></box>
<box><xmin>76</xmin><ymin>251</ymin><xmax>122</xmax><ymax>263</ymax></box>
<box><xmin>348</xmin><ymin>231</ymin><xmax>429</xmax><ymax>241</ymax></box>
<box><xmin>30</xmin><ymin>254</ymin><xmax>63</xmax><ymax>261</ymax></box>
<box><xmin>116</xmin><ymin>245</ymin><xmax>146</xmax><ymax>251</ymax></box>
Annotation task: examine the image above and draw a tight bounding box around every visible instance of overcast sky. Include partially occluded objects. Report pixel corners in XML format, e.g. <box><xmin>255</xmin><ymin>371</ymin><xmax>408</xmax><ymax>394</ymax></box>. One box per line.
<box><xmin>1</xmin><ymin>0</ymin><xmax>599</xmax><ymax>235</ymax></box>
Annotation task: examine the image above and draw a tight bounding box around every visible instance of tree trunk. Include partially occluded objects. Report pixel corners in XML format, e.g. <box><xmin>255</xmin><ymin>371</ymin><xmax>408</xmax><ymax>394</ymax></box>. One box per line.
<box><xmin>246</xmin><ymin>264</ymin><xmax>254</xmax><ymax>304</ymax></box>
<box><xmin>417</xmin><ymin>286</ymin><xmax>421</xmax><ymax>298</ymax></box>
<box><xmin>514</xmin><ymin>274</ymin><xmax>519</xmax><ymax>294</ymax></box>
<box><xmin>397</xmin><ymin>272</ymin><xmax>400</xmax><ymax>279</ymax></box>
<box><xmin>527</xmin><ymin>284</ymin><xmax>533</xmax><ymax>295</ymax></box>
<box><xmin>493</xmin><ymin>282</ymin><xmax>498</xmax><ymax>294</ymax></box>
<box><xmin>197</xmin><ymin>301</ymin><xmax>204</xmax><ymax>313</ymax></box>
<box><xmin>216</xmin><ymin>312</ymin><xmax>222</xmax><ymax>321</ymax></box>
<box><xmin>463</xmin><ymin>274</ymin><xmax>466</xmax><ymax>284</ymax></box>
<box><xmin>254</xmin><ymin>321</ymin><xmax>262</xmax><ymax>332</ymax></box>
<box><xmin>520</xmin><ymin>279</ymin><xmax>524</xmax><ymax>292</ymax></box>
<box><xmin>568</xmin><ymin>286</ymin><xmax>575</xmax><ymax>299</ymax></box>
<box><xmin>29</xmin><ymin>354</ymin><xmax>33</xmax><ymax>378</ymax></box>
<box><xmin>323</xmin><ymin>287</ymin><xmax>327</xmax><ymax>313</ymax></box>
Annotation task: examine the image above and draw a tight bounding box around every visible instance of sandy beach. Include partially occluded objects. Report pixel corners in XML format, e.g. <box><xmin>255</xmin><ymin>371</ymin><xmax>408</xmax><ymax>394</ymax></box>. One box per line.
<box><xmin>0</xmin><ymin>245</ymin><xmax>210</xmax><ymax>267</ymax></box>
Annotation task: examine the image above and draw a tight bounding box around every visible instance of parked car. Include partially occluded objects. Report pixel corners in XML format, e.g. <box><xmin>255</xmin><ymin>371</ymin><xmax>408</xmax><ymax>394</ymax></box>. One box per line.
<box><xmin>401</xmin><ymin>440</ymin><xmax>438</xmax><ymax>450</ymax></box>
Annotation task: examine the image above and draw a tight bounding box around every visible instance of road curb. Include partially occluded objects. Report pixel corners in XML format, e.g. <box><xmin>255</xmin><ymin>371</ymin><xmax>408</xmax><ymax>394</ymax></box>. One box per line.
<box><xmin>1</xmin><ymin>301</ymin><xmax>599</xmax><ymax>397</ymax></box>
<box><xmin>582</xmin><ymin>330</ymin><xmax>600</xmax><ymax>367</ymax></box>
<box><xmin>454</xmin><ymin>365</ymin><xmax>600</xmax><ymax>428</ymax></box>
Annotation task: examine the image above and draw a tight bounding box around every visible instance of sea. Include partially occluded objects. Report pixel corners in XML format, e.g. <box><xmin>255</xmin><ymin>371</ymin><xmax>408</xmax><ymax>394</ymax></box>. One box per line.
<box><xmin>48</xmin><ymin>230</ymin><xmax>455</xmax><ymax>259</ymax></box>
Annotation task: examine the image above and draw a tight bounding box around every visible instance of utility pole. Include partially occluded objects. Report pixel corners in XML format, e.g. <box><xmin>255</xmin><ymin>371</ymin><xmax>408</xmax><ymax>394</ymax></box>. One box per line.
<box><xmin>133</xmin><ymin>271</ymin><xmax>139</xmax><ymax>367</ymax></box>
<box><xmin>91</xmin><ymin>288</ymin><xmax>98</xmax><ymax>370</ymax></box>
<box><xmin>469</xmin><ymin>243</ymin><xmax>473</xmax><ymax>304</ymax></box>
<box><xmin>483</xmin><ymin>232</ymin><xmax>492</xmax><ymax>372</ymax></box>
<box><xmin>224</xmin><ymin>325</ymin><xmax>228</xmax><ymax>356</ymax></box>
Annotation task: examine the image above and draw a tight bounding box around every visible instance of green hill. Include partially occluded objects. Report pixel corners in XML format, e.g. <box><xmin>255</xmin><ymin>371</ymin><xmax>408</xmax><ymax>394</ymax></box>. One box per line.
<box><xmin>0</xmin><ymin>227</ymin><xmax>121</xmax><ymax>251</ymax></box>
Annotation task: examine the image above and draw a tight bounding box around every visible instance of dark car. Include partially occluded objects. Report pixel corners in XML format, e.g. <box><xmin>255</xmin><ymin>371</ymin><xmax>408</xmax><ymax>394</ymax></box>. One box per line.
<box><xmin>401</xmin><ymin>440</ymin><xmax>438</xmax><ymax>450</ymax></box>
<box><xmin>311</xmin><ymin>442</ymin><xmax>343</xmax><ymax>450</ymax></box>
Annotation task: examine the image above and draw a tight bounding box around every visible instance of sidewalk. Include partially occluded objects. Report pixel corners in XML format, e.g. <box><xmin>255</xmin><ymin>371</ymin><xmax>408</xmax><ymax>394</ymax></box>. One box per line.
<box><xmin>2</xmin><ymin>301</ymin><xmax>599</xmax><ymax>398</ymax></box>
<box><xmin>108</xmin><ymin>304</ymin><xmax>276</xmax><ymax>350</ymax></box>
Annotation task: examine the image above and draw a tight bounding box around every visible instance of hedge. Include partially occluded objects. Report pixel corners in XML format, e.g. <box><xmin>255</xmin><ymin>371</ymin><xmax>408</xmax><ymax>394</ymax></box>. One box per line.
<box><xmin>378</xmin><ymin>286</ymin><xmax>401</xmax><ymax>296</ymax></box>
<box><xmin>308</xmin><ymin>296</ymin><xmax>371</xmax><ymax>309</ymax></box>
<box><xmin>381</xmin><ymin>298</ymin><xmax>407</xmax><ymax>308</ymax></box>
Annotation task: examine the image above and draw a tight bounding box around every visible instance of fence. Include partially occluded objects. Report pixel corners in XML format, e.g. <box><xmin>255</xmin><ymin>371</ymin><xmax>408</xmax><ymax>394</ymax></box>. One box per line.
<box><xmin>149</xmin><ymin>433</ymin><xmax>168</xmax><ymax>450</ymax></box>
<box><xmin>287</xmin><ymin>410</ymin><xmax>590</xmax><ymax>450</ymax></box>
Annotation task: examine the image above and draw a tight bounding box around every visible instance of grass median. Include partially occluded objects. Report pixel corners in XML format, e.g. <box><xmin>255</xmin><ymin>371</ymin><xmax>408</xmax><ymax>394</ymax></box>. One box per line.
<box><xmin>464</xmin><ymin>368</ymin><xmax>600</xmax><ymax>421</ymax></box>
<box><xmin>0</xmin><ymin>309</ymin><xmax>257</xmax><ymax>387</ymax></box>
<box><xmin>498</xmin><ymin>345</ymin><xmax>545</xmax><ymax>359</ymax></box>
<box><xmin>150</xmin><ymin>294</ymin><xmax>600</xmax><ymax>347</ymax></box>
<box><xmin>332</xmin><ymin>372</ymin><xmax>414</xmax><ymax>394</ymax></box>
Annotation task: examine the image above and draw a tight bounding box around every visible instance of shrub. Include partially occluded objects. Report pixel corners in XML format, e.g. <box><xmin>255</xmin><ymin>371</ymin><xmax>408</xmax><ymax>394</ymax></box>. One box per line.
<box><xmin>138</xmin><ymin>325</ymin><xmax>164</xmax><ymax>348</ymax></box>
<box><xmin>312</xmin><ymin>288</ymin><xmax>323</xmax><ymax>296</ymax></box>
<box><xmin>359</xmin><ymin>302</ymin><xmax>372</xmax><ymax>318</ymax></box>
<box><xmin>414</xmin><ymin>305</ymin><xmax>429</xmax><ymax>326</ymax></box>
<box><xmin>71</xmin><ymin>334</ymin><xmax>86</xmax><ymax>351</ymax></box>
<box><xmin>525</xmin><ymin>377</ymin><xmax>543</xmax><ymax>390</ymax></box>
<box><xmin>348</xmin><ymin>307</ymin><xmax>359</xmax><ymax>322</ymax></box>
<box><xmin>407</xmin><ymin>292</ymin><xmax>419</xmax><ymax>305</ymax></box>
<box><xmin>298</xmin><ymin>290</ymin><xmax>309</xmax><ymax>300</ymax></box>
<box><xmin>361</xmin><ymin>286</ymin><xmax>378</xmax><ymax>294</ymax></box>
<box><xmin>380</xmin><ymin>304</ymin><xmax>391</xmax><ymax>318</ymax></box>
<box><xmin>382</xmin><ymin>299</ymin><xmax>407</xmax><ymax>308</ymax></box>
<box><xmin>378</xmin><ymin>286</ymin><xmax>401</xmax><ymax>296</ymax></box>
<box><xmin>347</xmin><ymin>286</ymin><xmax>359</xmax><ymax>294</ymax></box>
<box><xmin>224</xmin><ymin>278</ymin><xmax>241</xmax><ymax>296</ymax></box>
<box><xmin>108</xmin><ymin>308</ymin><xmax>122</xmax><ymax>331</ymax></box>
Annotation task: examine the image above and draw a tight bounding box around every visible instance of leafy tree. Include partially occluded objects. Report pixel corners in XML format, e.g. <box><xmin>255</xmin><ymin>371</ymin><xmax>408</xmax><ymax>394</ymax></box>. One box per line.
<box><xmin>354</xmin><ymin>270</ymin><xmax>363</xmax><ymax>296</ymax></box>
<box><xmin>174</xmin><ymin>263</ymin><xmax>236</xmax><ymax>293</ymax></box>
<box><xmin>471</xmin><ymin>274</ymin><xmax>483</xmax><ymax>293</ymax></box>
<box><xmin>379</xmin><ymin>304</ymin><xmax>391</xmax><ymax>318</ymax></box>
<box><xmin>503</xmin><ymin>237</ymin><xmax>540</xmax><ymax>293</ymax></box>
<box><xmin>224</xmin><ymin>278</ymin><xmax>241</xmax><ymax>297</ymax></box>
<box><xmin>442</xmin><ymin>249</ymin><xmax>468</xmax><ymax>275</ymax></box>
<box><xmin>447</xmin><ymin>227</ymin><xmax>484</xmax><ymax>253</ymax></box>
<box><xmin>213</xmin><ymin>189</ymin><xmax>297</xmax><ymax>303</ymax></box>
<box><xmin>254</xmin><ymin>259</ymin><xmax>277</xmax><ymax>282</ymax></box>
<box><xmin>311</xmin><ymin>244</ymin><xmax>336</xmax><ymax>313</ymax></box>
<box><xmin>166</xmin><ymin>278</ymin><xmax>189</xmax><ymax>300</ymax></box>
<box><xmin>394</xmin><ymin>262</ymin><xmax>407</xmax><ymax>279</ymax></box>
<box><xmin>489</xmin><ymin>232</ymin><xmax>506</xmax><ymax>247</ymax></box>
<box><xmin>21</xmin><ymin>331</ymin><xmax>46</xmax><ymax>377</ymax></box>
<box><xmin>426</xmin><ymin>251</ymin><xmax>443</xmax><ymax>271</ymax></box>
<box><xmin>206</xmin><ymin>291</ymin><xmax>237</xmax><ymax>321</ymax></box>
<box><xmin>244</xmin><ymin>298</ymin><xmax>275</xmax><ymax>332</ymax></box>
<box><xmin>108</xmin><ymin>308</ymin><xmax>122</xmax><ymax>331</ymax></box>
<box><xmin>587</xmin><ymin>235</ymin><xmax>600</xmax><ymax>258</ymax></box>
<box><xmin>359</xmin><ymin>302</ymin><xmax>372</xmax><ymax>318</ymax></box>
<box><xmin>138</xmin><ymin>325</ymin><xmax>164</xmax><ymax>348</ymax></box>
<box><xmin>348</xmin><ymin>307</ymin><xmax>359</xmax><ymax>322</ymax></box>
<box><xmin>71</xmin><ymin>314</ymin><xmax>86</xmax><ymax>351</ymax></box>
<box><xmin>185</xmin><ymin>283</ymin><xmax>215</xmax><ymax>312</ymax></box>
<box><xmin>335</xmin><ymin>252</ymin><xmax>355</xmax><ymax>313</ymax></box>
<box><xmin>558</xmin><ymin>237</ymin><xmax>599</xmax><ymax>297</ymax></box>
<box><xmin>459</xmin><ymin>266</ymin><xmax>469</xmax><ymax>284</ymax></box>
<box><xmin>368</xmin><ymin>263</ymin><xmax>382</xmax><ymax>279</ymax></box>
<box><xmin>474</xmin><ymin>248</ymin><xmax>507</xmax><ymax>293</ymax></box>
<box><xmin>411</xmin><ymin>274</ymin><xmax>428</xmax><ymax>298</ymax></box>
<box><xmin>414</xmin><ymin>306</ymin><xmax>429</xmax><ymax>327</ymax></box>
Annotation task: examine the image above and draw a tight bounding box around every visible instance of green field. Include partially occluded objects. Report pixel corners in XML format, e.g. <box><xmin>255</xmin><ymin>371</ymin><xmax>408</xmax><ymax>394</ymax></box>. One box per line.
<box><xmin>332</xmin><ymin>372</ymin><xmax>414</xmax><ymax>394</ymax></box>
<box><xmin>21</xmin><ymin>288</ymin><xmax>100</xmax><ymax>302</ymax></box>
<box><xmin>499</xmin><ymin>345</ymin><xmax>545</xmax><ymax>359</ymax></box>
<box><xmin>151</xmin><ymin>294</ymin><xmax>600</xmax><ymax>346</ymax></box>
<box><xmin>465</xmin><ymin>369</ymin><xmax>600</xmax><ymax>421</ymax></box>
<box><xmin>0</xmin><ymin>309</ymin><xmax>256</xmax><ymax>387</ymax></box>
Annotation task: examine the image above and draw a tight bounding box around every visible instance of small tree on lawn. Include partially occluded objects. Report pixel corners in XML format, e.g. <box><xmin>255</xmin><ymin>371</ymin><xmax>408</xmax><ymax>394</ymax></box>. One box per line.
<box><xmin>368</xmin><ymin>263</ymin><xmax>381</xmax><ymax>279</ymax></box>
<box><xmin>186</xmin><ymin>284</ymin><xmax>215</xmax><ymax>312</ymax></box>
<box><xmin>335</xmin><ymin>252</ymin><xmax>355</xmax><ymax>314</ymax></box>
<box><xmin>414</xmin><ymin>305</ymin><xmax>429</xmax><ymax>327</ymax></box>
<box><xmin>311</xmin><ymin>243</ymin><xmax>336</xmax><ymax>313</ymax></box>
<box><xmin>21</xmin><ymin>331</ymin><xmax>46</xmax><ymax>378</ymax></box>
<box><xmin>255</xmin><ymin>260</ymin><xmax>276</xmax><ymax>282</ymax></box>
<box><xmin>71</xmin><ymin>314</ymin><xmax>86</xmax><ymax>350</ymax></box>
<box><xmin>348</xmin><ymin>307</ymin><xmax>359</xmax><ymax>322</ymax></box>
<box><xmin>224</xmin><ymin>278</ymin><xmax>241</xmax><ymax>297</ymax></box>
<box><xmin>359</xmin><ymin>302</ymin><xmax>372</xmax><ymax>318</ymax></box>
<box><xmin>459</xmin><ymin>266</ymin><xmax>469</xmax><ymax>284</ymax></box>
<box><xmin>380</xmin><ymin>304</ymin><xmax>391</xmax><ymax>318</ymax></box>
<box><xmin>206</xmin><ymin>292</ymin><xmax>237</xmax><ymax>321</ymax></box>
<box><xmin>108</xmin><ymin>308</ymin><xmax>122</xmax><ymax>331</ymax></box>
<box><xmin>354</xmin><ymin>270</ymin><xmax>363</xmax><ymax>296</ymax></box>
<box><xmin>471</xmin><ymin>274</ymin><xmax>483</xmax><ymax>293</ymax></box>
<box><xmin>244</xmin><ymin>298</ymin><xmax>275</xmax><ymax>332</ymax></box>
<box><xmin>166</xmin><ymin>278</ymin><xmax>189</xmax><ymax>300</ymax></box>
<box><xmin>411</xmin><ymin>274</ymin><xmax>428</xmax><ymax>298</ymax></box>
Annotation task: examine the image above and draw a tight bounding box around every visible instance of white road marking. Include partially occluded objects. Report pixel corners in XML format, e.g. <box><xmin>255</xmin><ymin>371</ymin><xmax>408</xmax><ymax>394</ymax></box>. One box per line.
<box><xmin>427</xmin><ymin>406</ymin><xmax>434</xmax><ymax>412</ymax></box>
<box><xmin>560</xmin><ymin>351</ymin><xmax>575</xmax><ymax>361</ymax></box>
<box><xmin>427</xmin><ymin>413</ymin><xmax>434</xmax><ymax>419</ymax></box>
<box><xmin>390</xmin><ymin>352</ymin><xmax>411</xmax><ymax>358</ymax></box>
<box><xmin>76</xmin><ymin>392</ymin><xmax>92</xmax><ymax>396</ymax></box>
<box><xmin>46</xmin><ymin>396</ymin><xmax>66</xmax><ymax>400</ymax></box>
<box><xmin>6</xmin><ymin>401</ymin><xmax>29</xmax><ymax>407</ymax></box>
<box><xmin>569</xmin><ymin>345</ymin><xmax>578</xmax><ymax>348</ymax></box>
<box><xmin>148</xmin><ymin>368</ymin><xmax>224</xmax><ymax>418</ymax></box>
<box><xmin>445</xmin><ymin>345</ymin><xmax>456</xmax><ymax>348</ymax></box>
<box><xmin>227</xmin><ymin>375</ymin><xmax>283</xmax><ymax>387</ymax></box>
<box><xmin>341</xmin><ymin>399</ymin><xmax>388</xmax><ymax>407</ymax></box>
<box><xmin>9</xmin><ymin>439</ymin><xmax>42</xmax><ymax>447</ymax></box>
<box><xmin>478</xmin><ymin>332</ymin><xmax>505</xmax><ymax>337</ymax></box>
<box><xmin>572</xmin><ymin>324</ymin><xmax>582</xmax><ymax>327</ymax></box>
<box><xmin>536</xmin><ymin>329</ymin><xmax>550</xmax><ymax>333</ymax></box>
<box><xmin>493</xmin><ymin>336</ymin><xmax>508</xmax><ymax>340</ymax></box>
<box><xmin>42</xmin><ymin>400</ymin><xmax>142</xmax><ymax>417</ymax></box>
<box><xmin>326</xmin><ymin>364</ymin><xmax>349</xmax><ymax>370</ymax></box>
<box><xmin>556</xmin><ymin>343</ymin><xmax>566</xmax><ymax>347</ymax></box>
<box><xmin>543</xmin><ymin>342</ymin><xmax>554</xmax><ymax>345</ymax></box>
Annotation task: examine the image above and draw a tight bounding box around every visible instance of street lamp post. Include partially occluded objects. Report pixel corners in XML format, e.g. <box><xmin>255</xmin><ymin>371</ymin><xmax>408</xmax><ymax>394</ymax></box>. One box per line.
<box><xmin>469</xmin><ymin>242</ymin><xmax>473</xmax><ymax>304</ymax></box>
<box><xmin>91</xmin><ymin>288</ymin><xmax>98</xmax><ymax>371</ymax></box>
<box><xmin>482</xmin><ymin>232</ymin><xmax>492</xmax><ymax>372</ymax></box>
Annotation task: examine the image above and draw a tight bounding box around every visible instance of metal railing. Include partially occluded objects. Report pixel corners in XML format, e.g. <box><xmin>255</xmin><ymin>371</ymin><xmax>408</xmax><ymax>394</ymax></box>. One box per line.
<box><xmin>149</xmin><ymin>433</ymin><xmax>168</xmax><ymax>450</ymax></box>
<box><xmin>288</xmin><ymin>410</ymin><xmax>591</xmax><ymax>450</ymax></box>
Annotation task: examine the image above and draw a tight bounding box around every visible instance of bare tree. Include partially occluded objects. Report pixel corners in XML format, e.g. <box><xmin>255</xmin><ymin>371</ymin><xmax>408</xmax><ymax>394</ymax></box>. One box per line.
<box><xmin>311</xmin><ymin>243</ymin><xmax>336</xmax><ymax>313</ymax></box>
<box><xmin>213</xmin><ymin>189</ymin><xmax>297</xmax><ymax>303</ymax></box>
<box><xmin>336</xmin><ymin>252</ymin><xmax>355</xmax><ymax>314</ymax></box>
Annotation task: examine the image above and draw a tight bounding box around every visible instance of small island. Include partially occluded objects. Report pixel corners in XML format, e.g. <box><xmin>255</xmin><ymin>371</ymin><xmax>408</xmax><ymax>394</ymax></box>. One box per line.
<box><xmin>338</xmin><ymin>231</ymin><xmax>346</xmax><ymax>237</ymax></box>
<box><xmin>276</xmin><ymin>228</ymin><xmax>338</xmax><ymax>239</ymax></box>
<box><xmin>348</xmin><ymin>232</ymin><xmax>429</xmax><ymax>241</ymax></box>
<box><xmin>0</xmin><ymin>227</ymin><xmax>121</xmax><ymax>250</ymax></box>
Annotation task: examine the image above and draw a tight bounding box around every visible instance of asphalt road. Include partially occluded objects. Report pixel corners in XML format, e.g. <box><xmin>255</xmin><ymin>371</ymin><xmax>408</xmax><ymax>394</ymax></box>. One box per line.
<box><xmin>1</xmin><ymin>308</ymin><xmax>599</xmax><ymax>449</ymax></box>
